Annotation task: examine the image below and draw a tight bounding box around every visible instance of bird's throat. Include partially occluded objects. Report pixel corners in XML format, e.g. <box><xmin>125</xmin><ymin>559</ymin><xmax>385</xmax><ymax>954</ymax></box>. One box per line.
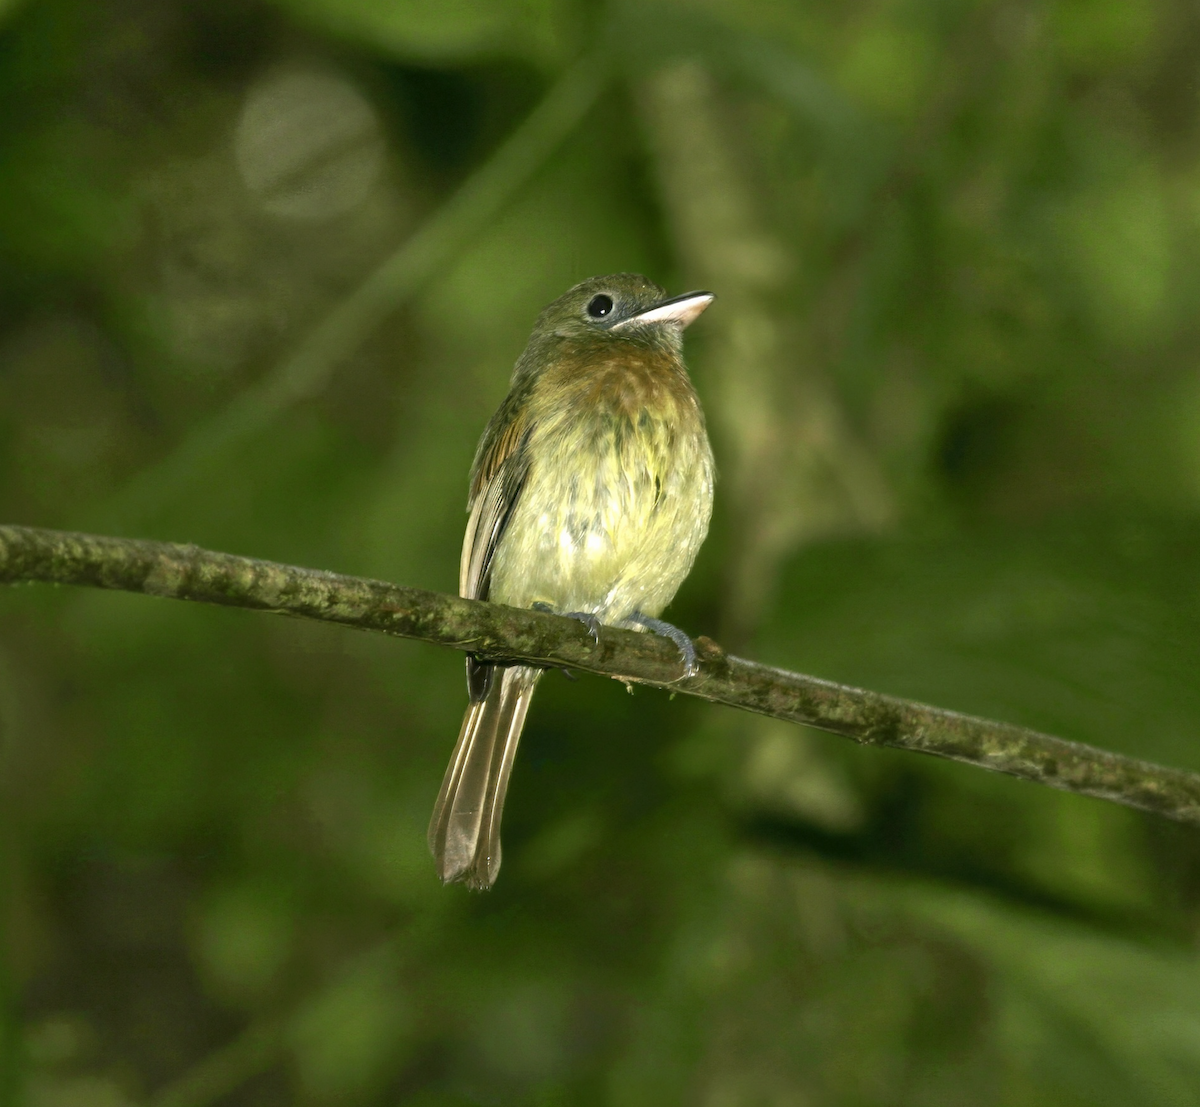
<box><xmin>546</xmin><ymin>345</ymin><xmax>694</xmax><ymax>422</ymax></box>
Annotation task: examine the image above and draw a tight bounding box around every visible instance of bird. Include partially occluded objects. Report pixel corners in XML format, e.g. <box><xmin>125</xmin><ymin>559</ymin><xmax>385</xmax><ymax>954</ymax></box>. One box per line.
<box><xmin>428</xmin><ymin>273</ymin><xmax>715</xmax><ymax>889</ymax></box>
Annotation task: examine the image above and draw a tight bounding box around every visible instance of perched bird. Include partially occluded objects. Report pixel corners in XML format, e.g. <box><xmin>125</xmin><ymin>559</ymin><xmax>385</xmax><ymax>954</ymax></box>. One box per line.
<box><xmin>429</xmin><ymin>273</ymin><xmax>715</xmax><ymax>889</ymax></box>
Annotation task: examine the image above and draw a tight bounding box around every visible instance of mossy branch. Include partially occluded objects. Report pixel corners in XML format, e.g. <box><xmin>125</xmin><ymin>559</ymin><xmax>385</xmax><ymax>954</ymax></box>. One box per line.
<box><xmin>3</xmin><ymin>524</ymin><xmax>1200</xmax><ymax>828</ymax></box>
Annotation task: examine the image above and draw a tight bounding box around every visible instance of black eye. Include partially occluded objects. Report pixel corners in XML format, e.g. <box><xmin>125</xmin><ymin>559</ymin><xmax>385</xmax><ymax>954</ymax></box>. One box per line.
<box><xmin>586</xmin><ymin>294</ymin><xmax>614</xmax><ymax>319</ymax></box>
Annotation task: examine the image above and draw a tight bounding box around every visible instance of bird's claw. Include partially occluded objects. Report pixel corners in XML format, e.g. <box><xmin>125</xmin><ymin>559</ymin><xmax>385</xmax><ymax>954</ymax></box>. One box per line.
<box><xmin>564</xmin><ymin>611</ymin><xmax>602</xmax><ymax>645</ymax></box>
<box><xmin>532</xmin><ymin>602</ymin><xmax>602</xmax><ymax>646</ymax></box>
<box><xmin>625</xmin><ymin>612</ymin><xmax>699</xmax><ymax>679</ymax></box>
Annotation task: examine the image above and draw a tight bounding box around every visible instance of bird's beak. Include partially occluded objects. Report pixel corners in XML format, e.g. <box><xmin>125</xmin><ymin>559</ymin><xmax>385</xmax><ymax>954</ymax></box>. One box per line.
<box><xmin>616</xmin><ymin>290</ymin><xmax>715</xmax><ymax>330</ymax></box>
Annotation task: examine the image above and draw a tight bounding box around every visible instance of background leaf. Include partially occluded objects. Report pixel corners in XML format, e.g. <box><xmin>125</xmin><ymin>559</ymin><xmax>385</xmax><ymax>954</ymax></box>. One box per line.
<box><xmin>4</xmin><ymin>0</ymin><xmax>1200</xmax><ymax>1104</ymax></box>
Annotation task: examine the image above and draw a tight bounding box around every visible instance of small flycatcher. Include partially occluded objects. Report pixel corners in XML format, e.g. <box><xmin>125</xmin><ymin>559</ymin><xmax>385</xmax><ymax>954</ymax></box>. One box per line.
<box><xmin>429</xmin><ymin>273</ymin><xmax>715</xmax><ymax>889</ymax></box>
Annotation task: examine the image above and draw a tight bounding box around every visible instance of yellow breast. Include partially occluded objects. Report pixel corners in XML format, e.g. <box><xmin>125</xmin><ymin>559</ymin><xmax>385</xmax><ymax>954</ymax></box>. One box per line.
<box><xmin>488</xmin><ymin>352</ymin><xmax>714</xmax><ymax>622</ymax></box>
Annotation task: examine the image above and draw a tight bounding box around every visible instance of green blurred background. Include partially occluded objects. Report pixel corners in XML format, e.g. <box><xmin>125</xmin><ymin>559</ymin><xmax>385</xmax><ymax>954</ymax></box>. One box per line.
<box><xmin>4</xmin><ymin>0</ymin><xmax>1200</xmax><ymax>1103</ymax></box>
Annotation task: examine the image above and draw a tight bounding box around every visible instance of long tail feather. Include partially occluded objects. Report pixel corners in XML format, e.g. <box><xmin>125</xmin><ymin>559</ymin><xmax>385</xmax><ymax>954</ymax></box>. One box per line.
<box><xmin>428</xmin><ymin>664</ymin><xmax>542</xmax><ymax>889</ymax></box>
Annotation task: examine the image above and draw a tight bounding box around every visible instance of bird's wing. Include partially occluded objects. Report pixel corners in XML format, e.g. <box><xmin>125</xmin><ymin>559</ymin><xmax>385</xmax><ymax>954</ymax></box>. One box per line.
<box><xmin>460</xmin><ymin>399</ymin><xmax>532</xmax><ymax>602</ymax></box>
<box><xmin>460</xmin><ymin>400</ymin><xmax>533</xmax><ymax>703</ymax></box>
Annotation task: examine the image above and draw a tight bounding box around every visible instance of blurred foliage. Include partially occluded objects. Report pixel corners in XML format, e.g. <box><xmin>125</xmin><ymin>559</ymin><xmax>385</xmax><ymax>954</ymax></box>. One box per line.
<box><xmin>3</xmin><ymin>0</ymin><xmax>1200</xmax><ymax>1104</ymax></box>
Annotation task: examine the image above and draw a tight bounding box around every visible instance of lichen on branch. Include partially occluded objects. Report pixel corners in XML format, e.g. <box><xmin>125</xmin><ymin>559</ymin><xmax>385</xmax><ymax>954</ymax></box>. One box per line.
<box><xmin>3</xmin><ymin>523</ymin><xmax>1199</xmax><ymax>828</ymax></box>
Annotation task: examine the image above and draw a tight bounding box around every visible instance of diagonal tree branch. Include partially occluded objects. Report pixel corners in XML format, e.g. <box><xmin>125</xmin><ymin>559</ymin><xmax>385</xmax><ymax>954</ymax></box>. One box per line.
<box><xmin>2</xmin><ymin>524</ymin><xmax>1200</xmax><ymax>828</ymax></box>
<box><xmin>102</xmin><ymin>53</ymin><xmax>608</xmax><ymax>528</ymax></box>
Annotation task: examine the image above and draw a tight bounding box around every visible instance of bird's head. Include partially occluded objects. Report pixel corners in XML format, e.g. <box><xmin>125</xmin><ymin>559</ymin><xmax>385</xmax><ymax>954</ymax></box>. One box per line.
<box><xmin>522</xmin><ymin>273</ymin><xmax>714</xmax><ymax>366</ymax></box>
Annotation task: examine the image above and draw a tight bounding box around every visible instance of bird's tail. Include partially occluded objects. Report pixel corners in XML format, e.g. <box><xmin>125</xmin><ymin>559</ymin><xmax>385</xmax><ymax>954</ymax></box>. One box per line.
<box><xmin>428</xmin><ymin>664</ymin><xmax>542</xmax><ymax>889</ymax></box>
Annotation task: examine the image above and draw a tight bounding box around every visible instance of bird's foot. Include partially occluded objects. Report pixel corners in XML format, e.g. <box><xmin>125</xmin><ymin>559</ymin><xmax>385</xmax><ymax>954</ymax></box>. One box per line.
<box><xmin>565</xmin><ymin>612</ymin><xmax>603</xmax><ymax>645</ymax></box>
<box><xmin>625</xmin><ymin>612</ymin><xmax>698</xmax><ymax>679</ymax></box>
<box><xmin>531</xmin><ymin>602</ymin><xmax>602</xmax><ymax>645</ymax></box>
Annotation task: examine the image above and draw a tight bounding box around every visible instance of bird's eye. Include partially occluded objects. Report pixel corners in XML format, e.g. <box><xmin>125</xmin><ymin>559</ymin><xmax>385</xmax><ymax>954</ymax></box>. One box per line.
<box><xmin>586</xmin><ymin>294</ymin><xmax>614</xmax><ymax>319</ymax></box>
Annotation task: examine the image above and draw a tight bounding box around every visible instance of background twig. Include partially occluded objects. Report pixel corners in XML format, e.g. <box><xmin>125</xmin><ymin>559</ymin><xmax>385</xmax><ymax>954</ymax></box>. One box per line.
<box><xmin>639</xmin><ymin>61</ymin><xmax>894</xmax><ymax>646</ymax></box>
<box><xmin>3</xmin><ymin>523</ymin><xmax>1199</xmax><ymax>829</ymax></box>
